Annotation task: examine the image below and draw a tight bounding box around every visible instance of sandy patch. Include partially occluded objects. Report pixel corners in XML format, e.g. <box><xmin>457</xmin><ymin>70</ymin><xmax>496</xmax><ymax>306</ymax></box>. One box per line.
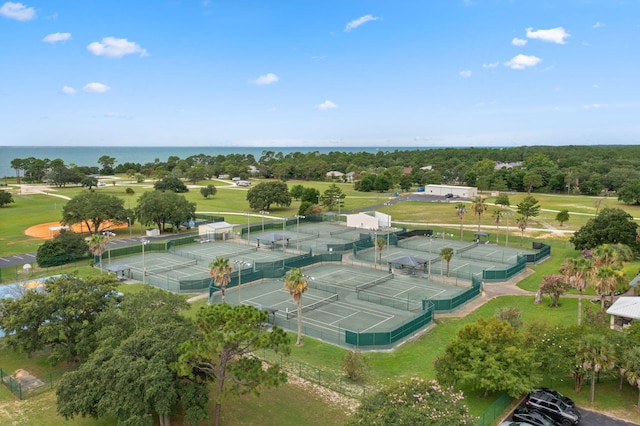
<box><xmin>25</xmin><ymin>221</ymin><xmax>129</xmax><ymax>240</ymax></box>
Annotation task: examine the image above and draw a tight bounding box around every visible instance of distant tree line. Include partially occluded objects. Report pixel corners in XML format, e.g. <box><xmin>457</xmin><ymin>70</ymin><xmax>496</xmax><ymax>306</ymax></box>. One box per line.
<box><xmin>10</xmin><ymin>145</ymin><xmax>640</xmax><ymax>203</ymax></box>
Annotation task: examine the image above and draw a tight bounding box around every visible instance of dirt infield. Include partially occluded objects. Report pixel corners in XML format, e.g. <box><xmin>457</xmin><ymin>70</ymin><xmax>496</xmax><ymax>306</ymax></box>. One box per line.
<box><xmin>25</xmin><ymin>222</ymin><xmax>129</xmax><ymax>240</ymax></box>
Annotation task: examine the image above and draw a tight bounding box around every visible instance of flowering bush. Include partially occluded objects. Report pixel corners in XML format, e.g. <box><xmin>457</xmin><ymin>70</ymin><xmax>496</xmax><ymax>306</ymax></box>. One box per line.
<box><xmin>347</xmin><ymin>378</ymin><xmax>476</xmax><ymax>425</ymax></box>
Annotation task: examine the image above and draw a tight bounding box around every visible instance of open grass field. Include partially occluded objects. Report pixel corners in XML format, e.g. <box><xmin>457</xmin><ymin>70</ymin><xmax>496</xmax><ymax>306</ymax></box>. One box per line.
<box><xmin>2</xmin><ymin>180</ymin><xmax>640</xmax><ymax>424</ymax></box>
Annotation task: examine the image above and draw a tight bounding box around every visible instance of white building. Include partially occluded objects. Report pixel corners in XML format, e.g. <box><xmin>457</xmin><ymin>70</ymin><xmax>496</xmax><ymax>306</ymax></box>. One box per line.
<box><xmin>198</xmin><ymin>221</ymin><xmax>234</xmax><ymax>241</ymax></box>
<box><xmin>424</xmin><ymin>184</ymin><xmax>477</xmax><ymax>198</ymax></box>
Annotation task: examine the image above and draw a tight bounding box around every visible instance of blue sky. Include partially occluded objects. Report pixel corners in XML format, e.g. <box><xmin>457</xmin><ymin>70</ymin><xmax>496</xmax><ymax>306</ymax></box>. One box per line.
<box><xmin>1</xmin><ymin>0</ymin><xmax>638</xmax><ymax>147</ymax></box>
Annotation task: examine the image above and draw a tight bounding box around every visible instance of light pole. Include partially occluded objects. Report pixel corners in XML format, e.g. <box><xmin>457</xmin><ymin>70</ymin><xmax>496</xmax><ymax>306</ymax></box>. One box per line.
<box><xmin>259</xmin><ymin>210</ymin><xmax>269</xmax><ymax>234</ymax></box>
<box><xmin>246</xmin><ymin>213</ymin><xmax>251</xmax><ymax>246</ymax></box>
<box><xmin>281</xmin><ymin>217</ymin><xmax>287</xmax><ymax>253</ymax></box>
<box><xmin>141</xmin><ymin>239</ymin><xmax>149</xmax><ymax>284</ymax></box>
<box><xmin>127</xmin><ymin>217</ymin><xmax>132</xmax><ymax>238</ymax></box>
<box><xmin>295</xmin><ymin>214</ymin><xmax>305</xmax><ymax>252</ymax></box>
<box><xmin>234</xmin><ymin>260</ymin><xmax>251</xmax><ymax>305</ymax></box>
<box><xmin>428</xmin><ymin>236</ymin><xmax>433</xmax><ymax>277</ymax></box>
<box><xmin>336</xmin><ymin>197</ymin><xmax>342</xmax><ymax>224</ymax></box>
<box><xmin>503</xmin><ymin>212</ymin><xmax>513</xmax><ymax>247</ymax></box>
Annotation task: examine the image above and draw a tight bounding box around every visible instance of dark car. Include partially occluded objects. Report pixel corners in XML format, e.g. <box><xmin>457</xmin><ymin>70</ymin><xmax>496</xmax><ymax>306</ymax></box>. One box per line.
<box><xmin>535</xmin><ymin>388</ymin><xmax>575</xmax><ymax>408</ymax></box>
<box><xmin>525</xmin><ymin>390</ymin><xmax>581</xmax><ymax>426</ymax></box>
<box><xmin>444</xmin><ymin>193</ymin><xmax>454</xmax><ymax>198</ymax></box>
<box><xmin>513</xmin><ymin>407</ymin><xmax>560</xmax><ymax>426</ymax></box>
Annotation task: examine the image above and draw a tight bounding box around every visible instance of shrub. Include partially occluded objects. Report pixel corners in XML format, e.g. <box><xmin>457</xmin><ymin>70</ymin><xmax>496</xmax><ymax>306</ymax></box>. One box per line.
<box><xmin>342</xmin><ymin>350</ymin><xmax>369</xmax><ymax>381</ymax></box>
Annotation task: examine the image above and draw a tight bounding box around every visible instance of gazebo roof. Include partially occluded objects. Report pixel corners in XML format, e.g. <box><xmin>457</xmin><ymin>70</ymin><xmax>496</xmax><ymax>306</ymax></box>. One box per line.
<box><xmin>606</xmin><ymin>297</ymin><xmax>640</xmax><ymax>320</ymax></box>
<box><xmin>105</xmin><ymin>264</ymin><xmax>132</xmax><ymax>273</ymax></box>
<box><xmin>390</xmin><ymin>255</ymin><xmax>427</xmax><ymax>268</ymax></box>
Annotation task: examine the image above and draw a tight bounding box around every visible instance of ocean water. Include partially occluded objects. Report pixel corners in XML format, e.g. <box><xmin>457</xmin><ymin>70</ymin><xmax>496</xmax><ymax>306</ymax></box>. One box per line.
<box><xmin>0</xmin><ymin>146</ymin><xmax>418</xmax><ymax>179</ymax></box>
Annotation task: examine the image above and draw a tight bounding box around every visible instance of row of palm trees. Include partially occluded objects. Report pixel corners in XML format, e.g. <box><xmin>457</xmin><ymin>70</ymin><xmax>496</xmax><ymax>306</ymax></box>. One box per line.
<box><xmin>560</xmin><ymin>243</ymin><xmax>632</xmax><ymax>325</ymax></box>
<box><xmin>456</xmin><ymin>196</ymin><xmax>529</xmax><ymax>246</ymax></box>
<box><xmin>208</xmin><ymin>257</ymin><xmax>309</xmax><ymax>346</ymax></box>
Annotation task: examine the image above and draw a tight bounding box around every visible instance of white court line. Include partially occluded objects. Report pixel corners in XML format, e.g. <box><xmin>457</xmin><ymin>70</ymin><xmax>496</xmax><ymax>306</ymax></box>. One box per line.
<box><xmin>361</xmin><ymin>315</ymin><xmax>396</xmax><ymax>333</ymax></box>
<box><xmin>453</xmin><ymin>262</ymin><xmax>470</xmax><ymax>271</ymax></box>
<box><xmin>330</xmin><ymin>310</ymin><xmax>360</xmax><ymax>325</ymax></box>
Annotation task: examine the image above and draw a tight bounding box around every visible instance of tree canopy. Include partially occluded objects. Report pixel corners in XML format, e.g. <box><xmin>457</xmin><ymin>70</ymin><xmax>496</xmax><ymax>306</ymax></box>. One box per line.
<box><xmin>0</xmin><ymin>190</ymin><xmax>15</xmax><ymax>207</ymax></box>
<box><xmin>56</xmin><ymin>288</ymin><xmax>207</xmax><ymax>426</ymax></box>
<box><xmin>36</xmin><ymin>230</ymin><xmax>89</xmax><ymax>267</ymax></box>
<box><xmin>136</xmin><ymin>190</ymin><xmax>196</xmax><ymax>232</ymax></box>
<box><xmin>435</xmin><ymin>317</ymin><xmax>540</xmax><ymax>397</ymax></box>
<box><xmin>154</xmin><ymin>176</ymin><xmax>189</xmax><ymax>193</ymax></box>
<box><xmin>570</xmin><ymin>208</ymin><xmax>639</xmax><ymax>252</ymax></box>
<box><xmin>246</xmin><ymin>181</ymin><xmax>292</xmax><ymax>211</ymax></box>
<box><xmin>62</xmin><ymin>191</ymin><xmax>129</xmax><ymax>234</ymax></box>
<box><xmin>176</xmin><ymin>303</ymin><xmax>290</xmax><ymax>426</ymax></box>
<box><xmin>0</xmin><ymin>274</ymin><xmax>120</xmax><ymax>365</ymax></box>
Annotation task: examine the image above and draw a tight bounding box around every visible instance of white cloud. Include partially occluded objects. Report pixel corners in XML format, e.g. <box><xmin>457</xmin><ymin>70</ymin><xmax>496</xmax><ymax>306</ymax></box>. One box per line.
<box><xmin>60</xmin><ymin>86</ymin><xmax>75</xmax><ymax>95</ymax></box>
<box><xmin>42</xmin><ymin>32</ymin><xmax>71</xmax><ymax>43</ymax></box>
<box><xmin>512</xmin><ymin>37</ymin><xmax>527</xmax><ymax>46</ymax></box>
<box><xmin>482</xmin><ymin>61</ymin><xmax>499</xmax><ymax>68</ymax></box>
<box><xmin>526</xmin><ymin>27</ymin><xmax>570</xmax><ymax>44</ymax></box>
<box><xmin>345</xmin><ymin>15</ymin><xmax>380</xmax><ymax>32</ymax></box>
<box><xmin>251</xmin><ymin>73</ymin><xmax>279</xmax><ymax>85</ymax></box>
<box><xmin>504</xmin><ymin>54</ymin><xmax>542</xmax><ymax>69</ymax></box>
<box><xmin>583</xmin><ymin>103</ymin><xmax>608</xmax><ymax>109</ymax></box>
<box><xmin>459</xmin><ymin>70</ymin><xmax>472</xmax><ymax>78</ymax></box>
<box><xmin>83</xmin><ymin>82</ymin><xmax>110</xmax><ymax>93</ymax></box>
<box><xmin>87</xmin><ymin>37</ymin><xmax>148</xmax><ymax>58</ymax></box>
<box><xmin>0</xmin><ymin>2</ymin><xmax>35</xmax><ymax>21</ymax></box>
<box><xmin>316</xmin><ymin>100</ymin><xmax>336</xmax><ymax>110</ymax></box>
<box><xmin>593</xmin><ymin>22</ymin><xmax>604</xmax><ymax>29</ymax></box>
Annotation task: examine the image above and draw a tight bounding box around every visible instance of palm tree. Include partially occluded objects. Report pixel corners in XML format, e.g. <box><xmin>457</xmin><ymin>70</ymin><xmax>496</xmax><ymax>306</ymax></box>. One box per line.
<box><xmin>375</xmin><ymin>236</ymin><xmax>387</xmax><ymax>268</ymax></box>
<box><xmin>622</xmin><ymin>346</ymin><xmax>640</xmax><ymax>407</ymax></box>
<box><xmin>516</xmin><ymin>216</ymin><xmax>527</xmax><ymax>247</ymax></box>
<box><xmin>492</xmin><ymin>210</ymin><xmax>502</xmax><ymax>244</ymax></box>
<box><xmin>560</xmin><ymin>257</ymin><xmax>591</xmax><ymax>325</ymax></box>
<box><xmin>594</xmin><ymin>266</ymin><xmax>625</xmax><ymax>311</ymax></box>
<box><xmin>455</xmin><ymin>203</ymin><xmax>467</xmax><ymax>240</ymax></box>
<box><xmin>88</xmin><ymin>234</ymin><xmax>107</xmax><ymax>274</ymax></box>
<box><xmin>576</xmin><ymin>334</ymin><xmax>616</xmax><ymax>403</ymax></box>
<box><xmin>284</xmin><ymin>268</ymin><xmax>309</xmax><ymax>346</ymax></box>
<box><xmin>440</xmin><ymin>247</ymin><xmax>454</xmax><ymax>277</ymax></box>
<box><xmin>471</xmin><ymin>196</ymin><xmax>487</xmax><ymax>233</ymax></box>
<box><xmin>208</xmin><ymin>256</ymin><xmax>232</xmax><ymax>303</ymax></box>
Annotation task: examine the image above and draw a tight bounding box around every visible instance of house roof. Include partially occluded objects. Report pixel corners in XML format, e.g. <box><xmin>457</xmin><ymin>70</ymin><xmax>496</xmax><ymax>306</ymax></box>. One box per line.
<box><xmin>606</xmin><ymin>297</ymin><xmax>640</xmax><ymax>320</ymax></box>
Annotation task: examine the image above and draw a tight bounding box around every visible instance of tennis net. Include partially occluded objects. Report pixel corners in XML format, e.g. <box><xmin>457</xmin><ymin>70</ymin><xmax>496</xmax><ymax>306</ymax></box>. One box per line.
<box><xmin>147</xmin><ymin>259</ymin><xmax>197</xmax><ymax>275</ymax></box>
<box><xmin>288</xmin><ymin>233</ymin><xmax>318</xmax><ymax>244</ymax></box>
<box><xmin>355</xmin><ymin>273</ymin><xmax>394</xmax><ymax>292</ymax></box>
<box><xmin>286</xmin><ymin>293</ymin><xmax>339</xmax><ymax>319</ymax></box>
<box><xmin>330</xmin><ymin>228</ymin><xmax>352</xmax><ymax>236</ymax></box>
<box><xmin>231</xmin><ymin>246</ymin><xmax>258</xmax><ymax>256</ymax></box>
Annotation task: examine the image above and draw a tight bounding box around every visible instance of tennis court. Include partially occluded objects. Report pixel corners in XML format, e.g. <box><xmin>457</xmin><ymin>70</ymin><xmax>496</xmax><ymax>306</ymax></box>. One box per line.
<box><xmin>208</xmin><ymin>263</ymin><xmax>467</xmax><ymax>349</ymax></box>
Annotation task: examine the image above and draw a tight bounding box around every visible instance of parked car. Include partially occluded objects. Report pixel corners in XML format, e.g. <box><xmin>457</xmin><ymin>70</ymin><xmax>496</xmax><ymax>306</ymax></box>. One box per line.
<box><xmin>101</xmin><ymin>230</ymin><xmax>116</xmax><ymax>237</ymax></box>
<box><xmin>444</xmin><ymin>193</ymin><xmax>454</xmax><ymax>198</ymax></box>
<box><xmin>534</xmin><ymin>388</ymin><xmax>575</xmax><ymax>408</ymax></box>
<box><xmin>513</xmin><ymin>407</ymin><xmax>560</xmax><ymax>426</ymax></box>
<box><xmin>499</xmin><ymin>422</ymin><xmax>534</xmax><ymax>426</ymax></box>
<box><xmin>525</xmin><ymin>390</ymin><xmax>581</xmax><ymax>426</ymax></box>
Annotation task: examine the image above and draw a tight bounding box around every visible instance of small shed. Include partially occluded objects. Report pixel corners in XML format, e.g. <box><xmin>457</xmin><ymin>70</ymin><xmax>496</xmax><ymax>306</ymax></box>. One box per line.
<box><xmin>105</xmin><ymin>264</ymin><xmax>132</xmax><ymax>281</ymax></box>
<box><xmin>606</xmin><ymin>297</ymin><xmax>640</xmax><ymax>329</ymax></box>
<box><xmin>198</xmin><ymin>221</ymin><xmax>234</xmax><ymax>241</ymax></box>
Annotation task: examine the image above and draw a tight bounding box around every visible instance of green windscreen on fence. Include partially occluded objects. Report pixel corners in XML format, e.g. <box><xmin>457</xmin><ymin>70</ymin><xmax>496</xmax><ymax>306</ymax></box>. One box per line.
<box><xmin>344</xmin><ymin>303</ymin><xmax>434</xmax><ymax>347</ymax></box>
